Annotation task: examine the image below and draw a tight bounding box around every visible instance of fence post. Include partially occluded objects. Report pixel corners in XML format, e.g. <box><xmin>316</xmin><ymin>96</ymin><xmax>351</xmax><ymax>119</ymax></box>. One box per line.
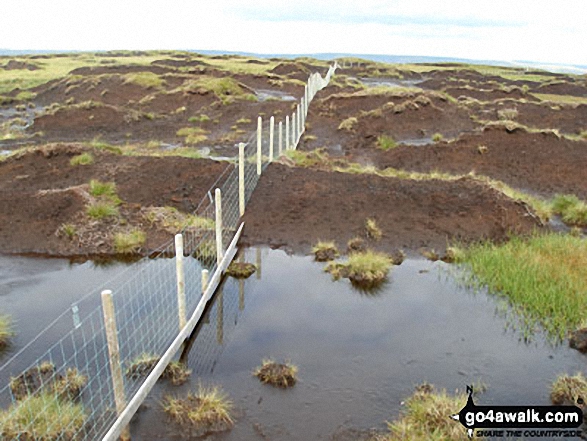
<box><xmin>257</xmin><ymin>116</ymin><xmax>262</xmax><ymax>175</ymax></box>
<box><xmin>269</xmin><ymin>116</ymin><xmax>274</xmax><ymax>162</ymax></box>
<box><xmin>101</xmin><ymin>290</ymin><xmax>130</xmax><ymax>441</ymax></box>
<box><xmin>304</xmin><ymin>85</ymin><xmax>308</xmax><ymax>115</ymax></box>
<box><xmin>238</xmin><ymin>142</ymin><xmax>245</xmax><ymax>216</ymax></box>
<box><xmin>175</xmin><ymin>234</ymin><xmax>186</xmax><ymax>331</ymax></box>
<box><xmin>215</xmin><ymin>188</ymin><xmax>223</xmax><ymax>266</ymax></box>
<box><xmin>300</xmin><ymin>98</ymin><xmax>305</xmax><ymax>133</ymax></box>
<box><xmin>201</xmin><ymin>269</ymin><xmax>209</xmax><ymax>294</ymax></box>
<box><xmin>292</xmin><ymin>112</ymin><xmax>296</xmax><ymax>149</ymax></box>
<box><xmin>285</xmin><ymin>116</ymin><xmax>290</xmax><ymax>150</ymax></box>
<box><xmin>278</xmin><ymin>121</ymin><xmax>283</xmax><ymax>156</ymax></box>
<box><xmin>297</xmin><ymin>104</ymin><xmax>302</xmax><ymax>139</ymax></box>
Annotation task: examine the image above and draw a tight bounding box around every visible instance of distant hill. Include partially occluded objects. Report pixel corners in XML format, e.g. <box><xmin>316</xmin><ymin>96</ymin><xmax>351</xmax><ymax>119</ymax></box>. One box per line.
<box><xmin>1</xmin><ymin>48</ymin><xmax>585</xmax><ymax>74</ymax></box>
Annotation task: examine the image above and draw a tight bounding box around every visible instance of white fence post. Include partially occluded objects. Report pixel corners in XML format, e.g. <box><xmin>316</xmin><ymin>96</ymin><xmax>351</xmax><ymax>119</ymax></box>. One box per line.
<box><xmin>269</xmin><ymin>116</ymin><xmax>274</xmax><ymax>162</ymax></box>
<box><xmin>297</xmin><ymin>104</ymin><xmax>302</xmax><ymax>139</ymax></box>
<box><xmin>278</xmin><ymin>121</ymin><xmax>283</xmax><ymax>156</ymax></box>
<box><xmin>215</xmin><ymin>188</ymin><xmax>223</xmax><ymax>266</ymax></box>
<box><xmin>285</xmin><ymin>115</ymin><xmax>290</xmax><ymax>150</ymax></box>
<box><xmin>256</xmin><ymin>116</ymin><xmax>262</xmax><ymax>175</ymax></box>
<box><xmin>292</xmin><ymin>111</ymin><xmax>296</xmax><ymax>149</ymax></box>
<box><xmin>300</xmin><ymin>98</ymin><xmax>305</xmax><ymax>133</ymax></box>
<box><xmin>238</xmin><ymin>142</ymin><xmax>245</xmax><ymax>216</ymax></box>
<box><xmin>101</xmin><ymin>290</ymin><xmax>130</xmax><ymax>441</ymax></box>
<box><xmin>175</xmin><ymin>234</ymin><xmax>186</xmax><ymax>331</ymax></box>
<box><xmin>304</xmin><ymin>85</ymin><xmax>308</xmax><ymax>115</ymax></box>
<box><xmin>201</xmin><ymin>269</ymin><xmax>209</xmax><ymax>294</ymax></box>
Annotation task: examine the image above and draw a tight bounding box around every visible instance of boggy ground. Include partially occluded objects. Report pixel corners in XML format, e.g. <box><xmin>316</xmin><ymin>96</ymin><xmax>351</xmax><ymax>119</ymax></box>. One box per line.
<box><xmin>0</xmin><ymin>144</ymin><xmax>227</xmax><ymax>257</ymax></box>
<box><xmin>240</xmin><ymin>163</ymin><xmax>543</xmax><ymax>254</ymax></box>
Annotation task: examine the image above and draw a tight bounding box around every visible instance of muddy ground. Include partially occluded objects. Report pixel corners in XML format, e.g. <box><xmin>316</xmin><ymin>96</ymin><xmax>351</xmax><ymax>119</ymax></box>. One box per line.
<box><xmin>0</xmin><ymin>52</ymin><xmax>586</xmax><ymax>258</ymax></box>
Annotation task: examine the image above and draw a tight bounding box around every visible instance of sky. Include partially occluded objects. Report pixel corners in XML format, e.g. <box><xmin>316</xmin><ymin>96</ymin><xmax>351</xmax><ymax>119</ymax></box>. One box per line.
<box><xmin>2</xmin><ymin>0</ymin><xmax>586</xmax><ymax>66</ymax></box>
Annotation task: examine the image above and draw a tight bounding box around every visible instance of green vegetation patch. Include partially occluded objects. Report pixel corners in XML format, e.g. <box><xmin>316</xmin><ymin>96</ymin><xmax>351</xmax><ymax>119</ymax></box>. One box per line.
<box><xmin>123</xmin><ymin>72</ymin><xmax>166</xmax><ymax>89</ymax></box>
<box><xmin>550</xmin><ymin>373</ymin><xmax>587</xmax><ymax>406</ymax></box>
<box><xmin>552</xmin><ymin>194</ymin><xmax>587</xmax><ymax>227</ymax></box>
<box><xmin>126</xmin><ymin>354</ymin><xmax>191</xmax><ymax>385</ymax></box>
<box><xmin>376</xmin><ymin>134</ymin><xmax>397</xmax><ymax>150</ymax></box>
<box><xmin>176</xmin><ymin>127</ymin><xmax>208</xmax><ymax>145</ymax></box>
<box><xmin>376</xmin><ymin>384</ymin><xmax>474</xmax><ymax>440</ymax></box>
<box><xmin>113</xmin><ymin>229</ymin><xmax>146</xmax><ymax>254</ymax></box>
<box><xmin>254</xmin><ymin>359</ymin><xmax>298</xmax><ymax>388</ymax></box>
<box><xmin>180</xmin><ymin>76</ymin><xmax>252</xmax><ymax>104</ymax></box>
<box><xmin>532</xmin><ymin>93</ymin><xmax>587</xmax><ymax>105</ymax></box>
<box><xmin>225</xmin><ymin>262</ymin><xmax>257</xmax><ymax>279</ymax></box>
<box><xmin>69</xmin><ymin>152</ymin><xmax>94</xmax><ymax>166</ymax></box>
<box><xmin>163</xmin><ymin>385</ymin><xmax>233</xmax><ymax>433</ymax></box>
<box><xmin>144</xmin><ymin>206</ymin><xmax>215</xmax><ymax>232</ymax></box>
<box><xmin>326</xmin><ymin>249</ymin><xmax>392</xmax><ymax>289</ymax></box>
<box><xmin>0</xmin><ymin>314</ymin><xmax>14</xmax><ymax>348</ymax></box>
<box><xmin>312</xmin><ymin>241</ymin><xmax>339</xmax><ymax>262</ymax></box>
<box><xmin>0</xmin><ymin>391</ymin><xmax>86</xmax><ymax>440</ymax></box>
<box><xmin>455</xmin><ymin>234</ymin><xmax>587</xmax><ymax>340</ymax></box>
<box><xmin>87</xmin><ymin>201</ymin><xmax>119</xmax><ymax>219</ymax></box>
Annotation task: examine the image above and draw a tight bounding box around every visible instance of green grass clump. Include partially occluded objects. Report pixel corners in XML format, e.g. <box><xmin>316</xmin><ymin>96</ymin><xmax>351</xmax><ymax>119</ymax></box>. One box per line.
<box><xmin>88</xmin><ymin>180</ymin><xmax>117</xmax><ymax>198</ymax></box>
<box><xmin>87</xmin><ymin>201</ymin><xmax>119</xmax><ymax>219</ymax></box>
<box><xmin>326</xmin><ymin>249</ymin><xmax>392</xmax><ymax>289</ymax></box>
<box><xmin>144</xmin><ymin>206</ymin><xmax>214</xmax><ymax>232</ymax></box>
<box><xmin>552</xmin><ymin>194</ymin><xmax>587</xmax><ymax>226</ymax></box>
<box><xmin>176</xmin><ymin>127</ymin><xmax>208</xmax><ymax>145</ymax></box>
<box><xmin>365</xmin><ymin>218</ymin><xmax>383</xmax><ymax>240</ymax></box>
<box><xmin>163</xmin><ymin>385</ymin><xmax>233</xmax><ymax>432</ymax></box>
<box><xmin>225</xmin><ymin>262</ymin><xmax>257</xmax><ymax>279</ymax></box>
<box><xmin>188</xmin><ymin>114</ymin><xmax>211</xmax><ymax>123</ymax></box>
<box><xmin>0</xmin><ymin>391</ymin><xmax>86</xmax><ymax>440</ymax></box>
<box><xmin>312</xmin><ymin>241</ymin><xmax>339</xmax><ymax>262</ymax></box>
<box><xmin>376</xmin><ymin>384</ymin><xmax>473</xmax><ymax>440</ymax></box>
<box><xmin>113</xmin><ymin>229</ymin><xmax>146</xmax><ymax>254</ymax></box>
<box><xmin>550</xmin><ymin>373</ymin><xmax>587</xmax><ymax>406</ymax></box>
<box><xmin>376</xmin><ymin>134</ymin><xmax>397</xmax><ymax>150</ymax></box>
<box><xmin>0</xmin><ymin>314</ymin><xmax>14</xmax><ymax>348</ymax></box>
<box><xmin>69</xmin><ymin>152</ymin><xmax>94</xmax><ymax>166</ymax></box>
<box><xmin>432</xmin><ymin>133</ymin><xmax>444</xmax><ymax>142</ymax></box>
<box><xmin>455</xmin><ymin>234</ymin><xmax>587</xmax><ymax>340</ymax></box>
<box><xmin>124</xmin><ymin>72</ymin><xmax>165</xmax><ymax>89</ymax></box>
<box><xmin>283</xmin><ymin>149</ymin><xmax>328</xmax><ymax>168</ymax></box>
<box><xmin>254</xmin><ymin>359</ymin><xmax>298</xmax><ymax>388</ymax></box>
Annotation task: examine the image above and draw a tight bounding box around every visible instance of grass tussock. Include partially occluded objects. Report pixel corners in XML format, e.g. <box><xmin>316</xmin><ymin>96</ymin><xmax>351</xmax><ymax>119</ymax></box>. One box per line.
<box><xmin>552</xmin><ymin>194</ymin><xmax>587</xmax><ymax>227</ymax></box>
<box><xmin>550</xmin><ymin>373</ymin><xmax>587</xmax><ymax>406</ymax></box>
<box><xmin>0</xmin><ymin>314</ymin><xmax>14</xmax><ymax>348</ymax></box>
<box><xmin>431</xmin><ymin>133</ymin><xmax>444</xmax><ymax>142</ymax></box>
<box><xmin>374</xmin><ymin>384</ymin><xmax>473</xmax><ymax>441</ymax></box>
<box><xmin>338</xmin><ymin>117</ymin><xmax>358</xmax><ymax>131</ymax></box>
<box><xmin>347</xmin><ymin>237</ymin><xmax>367</xmax><ymax>253</ymax></box>
<box><xmin>312</xmin><ymin>241</ymin><xmax>339</xmax><ymax>262</ymax></box>
<box><xmin>365</xmin><ymin>218</ymin><xmax>383</xmax><ymax>240</ymax></box>
<box><xmin>283</xmin><ymin>149</ymin><xmax>329</xmax><ymax>168</ymax></box>
<box><xmin>144</xmin><ymin>206</ymin><xmax>215</xmax><ymax>232</ymax></box>
<box><xmin>326</xmin><ymin>249</ymin><xmax>392</xmax><ymax>289</ymax></box>
<box><xmin>113</xmin><ymin>229</ymin><xmax>146</xmax><ymax>254</ymax></box>
<box><xmin>124</xmin><ymin>72</ymin><xmax>165</xmax><ymax>89</ymax></box>
<box><xmin>254</xmin><ymin>360</ymin><xmax>298</xmax><ymax>388</ymax></box>
<box><xmin>376</xmin><ymin>134</ymin><xmax>397</xmax><ymax>150</ymax></box>
<box><xmin>225</xmin><ymin>262</ymin><xmax>257</xmax><ymax>279</ymax></box>
<box><xmin>86</xmin><ymin>201</ymin><xmax>119</xmax><ymax>219</ymax></box>
<box><xmin>51</xmin><ymin>368</ymin><xmax>87</xmax><ymax>401</ymax></box>
<box><xmin>69</xmin><ymin>152</ymin><xmax>94</xmax><ymax>166</ymax></box>
<box><xmin>455</xmin><ymin>234</ymin><xmax>587</xmax><ymax>340</ymax></box>
<box><xmin>127</xmin><ymin>354</ymin><xmax>191</xmax><ymax>385</ymax></box>
<box><xmin>163</xmin><ymin>385</ymin><xmax>233</xmax><ymax>433</ymax></box>
<box><xmin>0</xmin><ymin>391</ymin><xmax>86</xmax><ymax>440</ymax></box>
<box><xmin>176</xmin><ymin>127</ymin><xmax>209</xmax><ymax>145</ymax></box>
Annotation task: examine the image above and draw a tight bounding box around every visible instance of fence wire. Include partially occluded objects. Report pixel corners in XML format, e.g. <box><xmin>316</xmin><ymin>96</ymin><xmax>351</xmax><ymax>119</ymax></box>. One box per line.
<box><xmin>0</xmin><ymin>64</ymin><xmax>336</xmax><ymax>440</ymax></box>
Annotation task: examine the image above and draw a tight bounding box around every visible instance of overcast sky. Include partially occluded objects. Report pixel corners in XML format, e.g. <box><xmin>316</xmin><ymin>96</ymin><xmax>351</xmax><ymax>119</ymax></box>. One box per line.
<box><xmin>2</xmin><ymin>0</ymin><xmax>586</xmax><ymax>66</ymax></box>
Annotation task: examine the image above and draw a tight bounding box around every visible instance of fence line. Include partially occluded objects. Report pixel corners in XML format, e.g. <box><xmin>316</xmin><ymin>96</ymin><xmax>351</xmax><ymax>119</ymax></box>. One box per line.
<box><xmin>0</xmin><ymin>62</ymin><xmax>337</xmax><ymax>440</ymax></box>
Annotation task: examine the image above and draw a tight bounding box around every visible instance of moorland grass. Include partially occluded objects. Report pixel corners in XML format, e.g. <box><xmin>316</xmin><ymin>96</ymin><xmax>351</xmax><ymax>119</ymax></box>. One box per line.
<box><xmin>552</xmin><ymin>194</ymin><xmax>587</xmax><ymax>226</ymax></box>
<box><xmin>550</xmin><ymin>373</ymin><xmax>587</xmax><ymax>406</ymax></box>
<box><xmin>0</xmin><ymin>314</ymin><xmax>14</xmax><ymax>348</ymax></box>
<box><xmin>326</xmin><ymin>249</ymin><xmax>392</xmax><ymax>288</ymax></box>
<box><xmin>143</xmin><ymin>206</ymin><xmax>215</xmax><ymax>232</ymax></box>
<box><xmin>163</xmin><ymin>384</ymin><xmax>233</xmax><ymax>431</ymax></box>
<box><xmin>0</xmin><ymin>391</ymin><xmax>86</xmax><ymax>440</ymax></box>
<box><xmin>311</xmin><ymin>240</ymin><xmax>339</xmax><ymax>262</ymax></box>
<box><xmin>455</xmin><ymin>234</ymin><xmax>587</xmax><ymax>340</ymax></box>
<box><xmin>254</xmin><ymin>360</ymin><xmax>298</xmax><ymax>388</ymax></box>
<box><xmin>86</xmin><ymin>201</ymin><xmax>119</xmax><ymax>219</ymax></box>
<box><xmin>69</xmin><ymin>152</ymin><xmax>94</xmax><ymax>166</ymax></box>
<box><xmin>376</xmin><ymin>134</ymin><xmax>397</xmax><ymax>150</ymax></box>
<box><xmin>113</xmin><ymin>229</ymin><xmax>146</xmax><ymax>254</ymax></box>
<box><xmin>123</xmin><ymin>72</ymin><xmax>165</xmax><ymax>89</ymax></box>
<box><xmin>365</xmin><ymin>218</ymin><xmax>383</xmax><ymax>240</ymax></box>
<box><xmin>88</xmin><ymin>180</ymin><xmax>118</xmax><ymax>199</ymax></box>
<box><xmin>375</xmin><ymin>385</ymin><xmax>473</xmax><ymax>441</ymax></box>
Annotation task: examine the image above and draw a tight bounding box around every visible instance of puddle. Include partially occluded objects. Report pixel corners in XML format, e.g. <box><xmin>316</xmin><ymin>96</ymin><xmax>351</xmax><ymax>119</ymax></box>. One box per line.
<box><xmin>399</xmin><ymin>137</ymin><xmax>433</xmax><ymax>146</ymax></box>
<box><xmin>125</xmin><ymin>248</ymin><xmax>586</xmax><ymax>440</ymax></box>
<box><xmin>352</xmin><ymin>77</ymin><xmax>424</xmax><ymax>89</ymax></box>
<box><xmin>0</xmin><ymin>150</ymin><xmax>12</xmax><ymax>156</ymax></box>
<box><xmin>255</xmin><ymin>89</ymin><xmax>296</xmax><ymax>102</ymax></box>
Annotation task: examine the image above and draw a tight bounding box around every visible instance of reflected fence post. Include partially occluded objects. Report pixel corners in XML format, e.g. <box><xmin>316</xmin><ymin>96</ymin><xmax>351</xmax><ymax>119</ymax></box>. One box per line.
<box><xmin>257</xmin><ymin>116</ymin><xmax>262</xmax><ymax>175</ymax></box>
<box><xmin>215</xmin><ymin>188</ymin><xmax>223</xmax><ymax>266</ymax></box>
<box><xmin>175</xmin><ymin>233</ymin><xmax>186</xmax><ymax>331</ymax></box>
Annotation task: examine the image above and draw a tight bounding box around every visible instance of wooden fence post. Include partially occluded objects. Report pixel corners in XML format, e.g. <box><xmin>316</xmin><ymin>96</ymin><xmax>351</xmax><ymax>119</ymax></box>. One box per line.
<box><xmin>215</xmin><ymin>188</ymin><xmax>223</xmax><ymax>265</ymax></box>
<box><xmin>278</xmin><ymin>121</ymin><xmax>283</xmax><ymax>156</ymax></box>
<box><xmin>201</xmin><ymin>269</ymin><xmax>209</xmax><ymax>294</ymax></box>
<box><xmin>101</xmin><ymin>290</ymin><xmax>130</xmax><ymax>441</ymax></box>
<box><xmin>292</xmin><ymin>112</ymin><xmax>296</xmax><ymax>149</ymax></box>
<box><xmin>257</xmin><ymin>116</ymin><xmax>262</xmax><ymax>175</ymax></box>
<box><xmin>285</xmin><ymin>115</ymin><xmax>290</xmax><ymax>150</ymax></box>
<box><xmin>175</xmin><ymin>234</ymin><xmax>186</xmax><ymax>331</ymax></box>
<box><xmin>238</xmin><ymin>143</ymin><xmax>245</xmax><ymax>216</ymax></box>
<box><xmin>269</xmin><ymin>116</ymin><xmax>274</xmax><ymax>162</ymax></box>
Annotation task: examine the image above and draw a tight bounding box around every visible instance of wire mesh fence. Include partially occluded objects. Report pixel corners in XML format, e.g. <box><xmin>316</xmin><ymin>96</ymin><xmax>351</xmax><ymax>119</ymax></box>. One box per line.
<box><xmin>0</xmin><ymin>64</ymin><xmax>336</xmax><ymax>440</ymax></box>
